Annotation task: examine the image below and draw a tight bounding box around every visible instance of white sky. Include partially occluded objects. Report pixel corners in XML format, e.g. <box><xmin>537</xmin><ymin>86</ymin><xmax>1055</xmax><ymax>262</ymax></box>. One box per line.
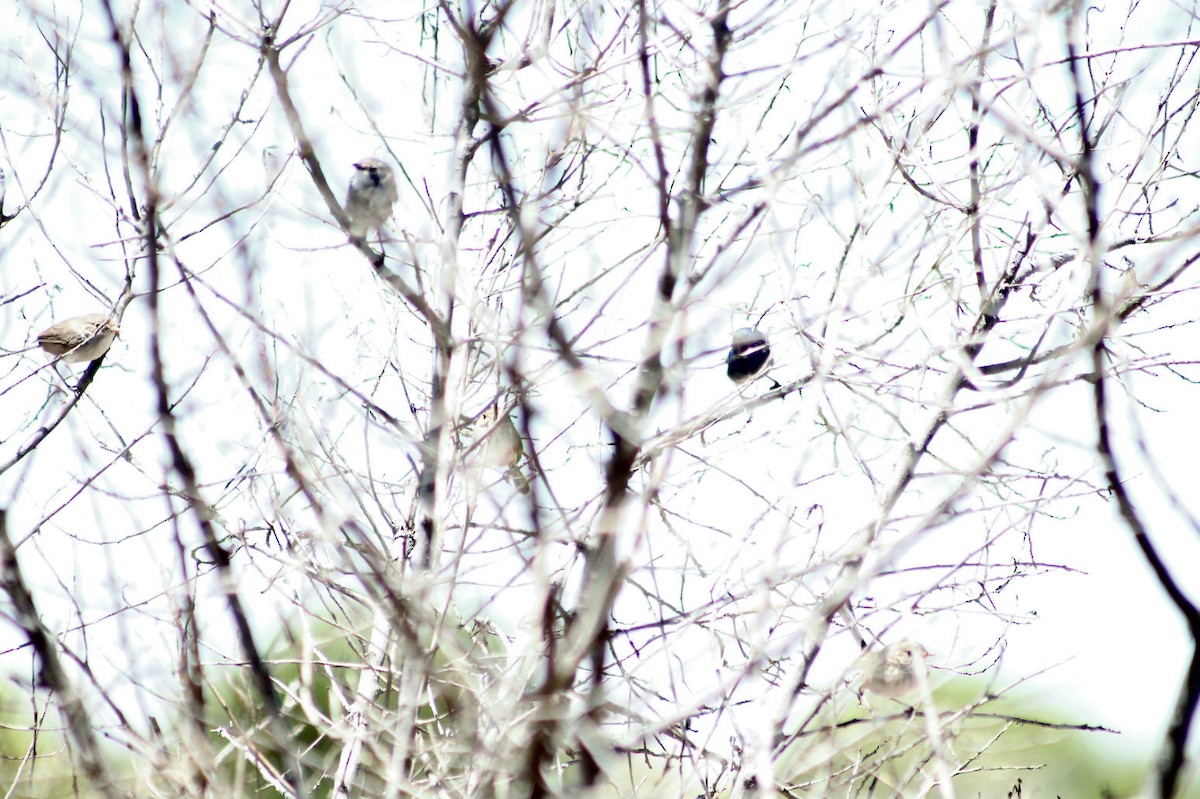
<box><xmin>1</xmin><ymin>0</ymin><xmax>1199</xmax><ymax>791</ymax></box>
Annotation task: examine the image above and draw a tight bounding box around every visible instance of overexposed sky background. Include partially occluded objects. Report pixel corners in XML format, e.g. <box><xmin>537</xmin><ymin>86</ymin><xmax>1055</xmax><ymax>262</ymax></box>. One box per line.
<box><xmin>2</xmin><ymin>0</ymin><xmax>1200</xmax><ymax>792</ymax></box>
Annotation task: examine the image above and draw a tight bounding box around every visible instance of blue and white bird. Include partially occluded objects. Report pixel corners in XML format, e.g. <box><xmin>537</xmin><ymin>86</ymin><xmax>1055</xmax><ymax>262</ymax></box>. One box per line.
<box><xmin>726</xmin><ymin>327</ymin><xmax>772</xmax><ymax>386</ymax></box>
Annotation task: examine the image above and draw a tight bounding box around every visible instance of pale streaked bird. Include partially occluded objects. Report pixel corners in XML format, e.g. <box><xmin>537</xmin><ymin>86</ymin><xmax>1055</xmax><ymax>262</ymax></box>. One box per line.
<box><xmin>726</xmin><ymin>327</ymin><xmax>772</xmax><ymax>385</ymax></box>
<box><xmin>466</xmin><ymin>405</ymin><xmax>530</xmax><ymax>494</ymax></box>
<box><xmin>344</xmin><ymin>158</ymin><xmax>398</xmax><ymax>237</ymax></box>
<box><xmin>37</xmin><ymin>313</ymin><xmax>120</xmax><ymax>363</ymax></box>
<box><xmin>856</xmin><ymin>640</ymin><xmax>931</xmax><ymax>700</ymax></box>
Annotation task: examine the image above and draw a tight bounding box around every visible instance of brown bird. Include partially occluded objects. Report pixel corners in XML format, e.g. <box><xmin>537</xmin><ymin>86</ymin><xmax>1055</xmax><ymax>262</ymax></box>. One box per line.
<box><xmin>344</xmin><ymin>158</ymin><xmax>398</xmax><ymax>237</ymax></box>
<box><xmin>37</xmin><ymin>313</ymin><xmax>120</xmax><ymax>363</ymax></box>
<box><xmin>857</xmin><ymin>640</ymin><xmax>931</xmax><ymax>700</ymax></box>
<box><xmin>466</xmin><ymin>405</ymin><xmax>531</xmax><ymax>494</ymax></box>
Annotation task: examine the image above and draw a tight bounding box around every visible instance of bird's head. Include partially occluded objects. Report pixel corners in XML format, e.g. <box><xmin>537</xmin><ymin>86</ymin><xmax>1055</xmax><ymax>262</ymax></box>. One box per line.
<box><xmin>354</xmin><ymin>158</ymin><xmax>393</xmax><ymax>187</ymax></box>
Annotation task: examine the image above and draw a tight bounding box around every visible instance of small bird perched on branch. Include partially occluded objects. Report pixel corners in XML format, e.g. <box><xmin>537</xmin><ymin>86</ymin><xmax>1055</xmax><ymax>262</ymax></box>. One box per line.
<box><xmin>37</xmin><ymin>313</ymin><xmax>120</xmax><ymax>363</ymax></box>
<box><xmin>856</xmin><ymin>640</ymin><xmax>931</xmax><ymax>701</ymax></box>
<box><xmin>464</xmin><ymin>404</ymin><xmax>531</xmax><ymax>494</ymax></box>
<box><xmin>344</xmin><ymin>158</ymin><xmax>398</xmax><ymax>237</ymax></box>
<box><xmin>726</xmin><ymin>327</ymin><xmax>775</xmax><ymax>387</ymax></box>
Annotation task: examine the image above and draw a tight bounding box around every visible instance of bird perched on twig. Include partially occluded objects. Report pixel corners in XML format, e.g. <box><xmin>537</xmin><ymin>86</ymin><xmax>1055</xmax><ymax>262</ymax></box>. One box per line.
<box><xmin>726</xmin><ymin>327</ymin><xmax>776</xmax><ymax>387</ymax></box>
<box><xmin>37</xmin><ymin>313</ymin><xmax>120</xmax><ymax>363</ymax></box>
<box><xmin>344</xmin><ymin>158</ymin><xmax>398</xmax><ymax>237</ymax></box>
<box><xmin>465</xmin><ymin>405</ymin><xmax>531</xmax><ymax>494</ymax></box>
<box><xmin>856</xmin><ymin>640</ymin><xmax>931</xmax><ymax>701</ymax></box>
